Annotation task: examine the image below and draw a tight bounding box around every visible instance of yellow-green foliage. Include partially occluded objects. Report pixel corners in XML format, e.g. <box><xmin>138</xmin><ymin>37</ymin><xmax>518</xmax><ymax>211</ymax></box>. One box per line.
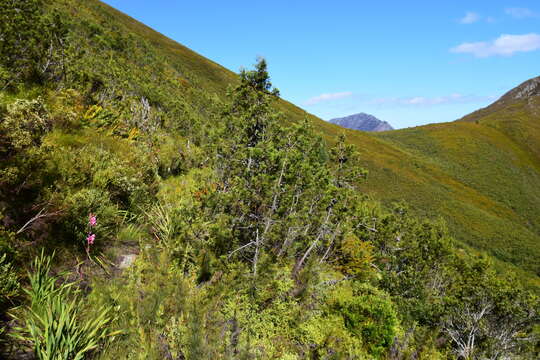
<box><xmin>0</xmin><ymin>97</ymin><xmax>50</xmax><ymax>186</ymax></box>
<box><xmin>312</xmin><ymin>102</ymin><xmax>540</xmax><ymax>286</ymax></box>
<box><xmin>299</xmin><ymin>313</ymin><xmax>366</xmax><ymax>359</ymax></box>
<box><xmin>298</xmin><ymin>280</ymin><xmax>400</xmax><ymax>359</ymax></box>
<box><xmin>48</xmin><ymin>0</ymin><xmax>540</xmax><ymax>287</ymax></box>
<box><xmin>38</xmin><ymin>0</ymin><xmax>540</xmax><ymax>283</ymax></box>
<box><xmin>327</xmin><ymin>282</ymin><xmax>399</xmax><ymax>358</ymax></box>
<box><xmin>1</xmin><ymin>1</ymin><xmax>538</xmax><ymax>359</ymax></box>
<box><xmin>43</xmin><ymin>130</ymin><xmax>157</xmax><ymax>205</ymax></box>
<box><xmin>336</xmin><ymin>233</ymin><xmax>375</xmax><ymax>278</ymax></box>
<box><xmin>90</xmin><ymin>245</ymin><xmax>392</xmax><ymax>359</ymax></box>
<box><xmin>0</xmin><ymin>254</ymin><xmax>19</xmax><ymax>311</ymax></box>
<box><xmin>0</xmin><ymin>98</ymin><xmax>49</xmax><ymax>152</ymax></box>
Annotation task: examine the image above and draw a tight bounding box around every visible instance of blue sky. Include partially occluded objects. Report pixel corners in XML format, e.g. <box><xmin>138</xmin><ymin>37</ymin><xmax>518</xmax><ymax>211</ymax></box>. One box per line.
<box><xmin>102</xmin><ymin>1</ymin><xmax>540</xmax><ymax>128</ymax></box>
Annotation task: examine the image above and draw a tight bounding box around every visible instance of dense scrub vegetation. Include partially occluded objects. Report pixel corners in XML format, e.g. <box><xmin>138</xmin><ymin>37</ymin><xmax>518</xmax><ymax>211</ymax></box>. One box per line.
<box><xmin>372</xmin><ymin>110</ymin><xmax>540</xmax><ymax>281</ymax></box>
<box><xmin>0</xmin><ymin>1</ymin><xmax>538</xmax><ymax>359</ymax></box>
<box><xmin>329</xmin><ymin>89</ymin><xmax>540</xmax><ymax>285</ymax></box>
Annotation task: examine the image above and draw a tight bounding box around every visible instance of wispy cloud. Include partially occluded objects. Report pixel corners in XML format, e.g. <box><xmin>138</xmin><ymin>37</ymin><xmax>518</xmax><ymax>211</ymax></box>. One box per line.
<box><xmin>304</xmin><ymin>92</ymin><xmax>352</xmax><ymax>105</ymax></box>
<box><xmin>450</xmin><ymin>33</ymin><xmax>540</xmax><ymax>57</ymax></box>
<box><xmin>459</xmin><ymin>11</ymin><xmax>481</xmax><ymax>24</ymax></box>
<box><xmin>371</xmin><ymin>94</ymin><xmax>496</xmax><ymax>107</ymax></box>
<box><xmin>505</xmin><ymin>7</ymin><xmax>538</xmax><ymax>19</ymax></box>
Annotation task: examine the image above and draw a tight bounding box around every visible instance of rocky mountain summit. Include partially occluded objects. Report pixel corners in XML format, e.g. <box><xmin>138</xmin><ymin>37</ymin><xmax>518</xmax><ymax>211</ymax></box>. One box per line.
<box><xmin>498</xmin><ymin>76</ymin><xmax>540</xmax><ymax>103</ymax></box>
<box><xmin>329</xmin><ymin>113</ymin><xmax>394</xmax><ymax>132</ymax></box>
<box><xmin>459</xmin><ymin>75</ymin><xmax>540</xmax><ymax>122</ymax></box>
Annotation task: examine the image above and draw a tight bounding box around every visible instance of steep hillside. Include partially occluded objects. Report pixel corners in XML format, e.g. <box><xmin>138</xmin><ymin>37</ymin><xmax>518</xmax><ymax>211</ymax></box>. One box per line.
<box><xmin>43</xmin><ymin>0</ymin><xmax>540</xmax><ymax>281</ymax></box>
<box><xmin>329</xmin><ymin>113</ymin><xmax>394</xmax><ymax>132</ymax></box>
<box><xmin>299</xmin><ymin>84</ymin><xmax>540</xmax><ymax>283</ymax></box>
<box><xmin>1</xmin><ymin>1</ymin><xmax>539</xmax><ymax>358</ymax></box>
<box><xmin>360</xmin><ymin>81</ymin><xmax>540</xmax><ymax>280</ymax></box>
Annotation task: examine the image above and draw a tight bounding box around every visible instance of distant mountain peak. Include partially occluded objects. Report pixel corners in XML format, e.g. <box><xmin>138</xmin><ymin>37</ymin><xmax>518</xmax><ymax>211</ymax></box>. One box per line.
<box><xmin>329</xmin><ymin>113</ymin><xmax>394</xmax><ymax>132</ymax></box>
<box><xmin>499</xmin><ymin>76</ymin><xmax>540</xmax><ymax>103</ymax></box>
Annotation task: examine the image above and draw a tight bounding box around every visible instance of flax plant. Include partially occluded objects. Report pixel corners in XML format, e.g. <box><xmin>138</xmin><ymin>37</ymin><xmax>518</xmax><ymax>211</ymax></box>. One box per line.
<box><xmin>11</xmin><ymin>252</ymin><xmax>120</xmax><ymax>359</ymax></box>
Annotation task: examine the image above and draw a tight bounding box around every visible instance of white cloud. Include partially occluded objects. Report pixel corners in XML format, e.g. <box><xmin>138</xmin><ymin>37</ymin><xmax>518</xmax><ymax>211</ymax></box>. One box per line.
<box><xmin>371</xmin><ymin>93</ymin><xmax>496</xmax><ymax>107</ymax></box>
<box><xmin>460</xmin><ymin>11</ymin><xmax>481</xmax><ymax>24</ymax></box>
<box><xmin>505</xmin><ymin>7</ymin><xmax>538</xmax><ymax>19</ymax></box>
<box><xmin>304</xmin><ymin>92</ymin><xmax>352</xmax><ymax>105</ymax></box>
<box><xmin>450</xmin><ymin>33</ymin><xmax>540</xmax><ymax>57</ymax></box>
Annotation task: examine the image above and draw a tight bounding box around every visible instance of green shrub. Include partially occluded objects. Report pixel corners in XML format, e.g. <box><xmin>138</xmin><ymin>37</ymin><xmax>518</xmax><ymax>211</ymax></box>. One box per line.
<box><xmin>329</xmin><ymin>282</ymin><xmax>400</xmax><ymax>358</ymax></box>
<box><xmin>56</xmin><ymin>187</ymin><xmax>119</xmax><ymax>249</ymax></box>
<box><xmin>47</xmin><ymin>89</ymin><xmax>85</xmax><ymax>130</ymax></box>
<box><xmin>43</xmin><ymin>130</ymin><xmax>157</xmax><ymax>208</ymax></box>
<box><xmin>298</xmin><ymin>312</ymin><xmax>366</xmax><ymax>359</ymax></box>
<box><xmin>0</xmin><ymin>253</ymin><xmax>19</xmax><ymax>310</ymax></box>
<box><xmin>154</xmin><ymin>133</ymin><xmax>204</xmax><ymax>178</ymax></box>
<box><xmin>0</xmin><ymin>97</ymin><xmax>50</xmax><ymax>189</ymax></box>
<box><xmin>0</xmin><ymin>0</ymin><xmax>67</xmax><ymax>86</ymax></box>
<box><xmin>0</xmin><ymin>65</ymin><xmax>10</xmax><ymax>89</ymax></box>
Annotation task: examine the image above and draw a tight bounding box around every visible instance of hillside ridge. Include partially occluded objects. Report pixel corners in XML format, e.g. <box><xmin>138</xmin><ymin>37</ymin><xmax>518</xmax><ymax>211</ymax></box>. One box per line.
<box><xmin>499</xmin><ymin>75</ymin><xmax>540</xmax><ymax>103</ymax></box>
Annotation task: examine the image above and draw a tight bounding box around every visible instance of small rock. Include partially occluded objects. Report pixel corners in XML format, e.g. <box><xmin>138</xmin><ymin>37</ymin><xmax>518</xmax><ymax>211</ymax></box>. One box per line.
<box><xmin>118</xmin><ymin>254</ymin><xmax>137</xmax><ymax>269</ymax></box>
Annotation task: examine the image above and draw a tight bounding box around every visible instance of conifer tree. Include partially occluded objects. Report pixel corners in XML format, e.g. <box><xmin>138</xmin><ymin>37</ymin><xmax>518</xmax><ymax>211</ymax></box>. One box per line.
<box><xmin>215</xmin><ymin>59</ymin><xmax>367</xmax><ymax>277</ymax></box>
<box><xmin>0</xmin><ymin>0</ymin><xmax>66</xmax><ymax>87</ymax></box>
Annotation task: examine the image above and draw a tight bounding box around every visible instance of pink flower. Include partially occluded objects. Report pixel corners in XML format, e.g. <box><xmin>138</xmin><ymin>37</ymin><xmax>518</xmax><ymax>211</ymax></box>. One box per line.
<box><xmin>86</xmin><ymin>233</ymin><xmax>95</xmax><ymax>245</ymax></box>
<box><xmin>89</xmin><ymin>214</ymin><xmax>97</xmax><ymax>227</ymax></box>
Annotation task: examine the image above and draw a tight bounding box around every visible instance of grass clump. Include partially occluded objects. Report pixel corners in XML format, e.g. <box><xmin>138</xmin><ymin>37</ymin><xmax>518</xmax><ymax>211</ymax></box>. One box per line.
<box><xmin>10</xmin><ymin>252</ymin><xmax>119</xmax><ymax>359</ymax></box>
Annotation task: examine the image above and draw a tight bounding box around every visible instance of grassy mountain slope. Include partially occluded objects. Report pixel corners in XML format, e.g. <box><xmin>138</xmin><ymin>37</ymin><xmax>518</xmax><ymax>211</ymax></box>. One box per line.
<box><xmin>296</xmin><ymin>83</ymin><xmax>540</xmax><ymax>281</ymax></box>
<box><xmin>1</xmin><ymin>1</ymin><xmax>539</xmax><ymax>358</ymax></box>
<box><xmin>308</xmin><ymin>95</ymin><xmax>540</xmax><ymax>282</ymax></box>
<box><xmin>282</xmin><ymin>74</ymin><xmax>540</xmax><ymax>282</ymax></box>
<box><xmin>60</xmin><ymin>0</ymin><xmax>540</xmax><ymax>282</ymax></box>
<box><xmin>368</xmin><ymin>88</ymin><xmax>540</xmax><ymax>278</ymax></box>
<box><xmin>381</xmin><ymin>123</ymin><xmax>538</xmax><ymax>271</ymax></box>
